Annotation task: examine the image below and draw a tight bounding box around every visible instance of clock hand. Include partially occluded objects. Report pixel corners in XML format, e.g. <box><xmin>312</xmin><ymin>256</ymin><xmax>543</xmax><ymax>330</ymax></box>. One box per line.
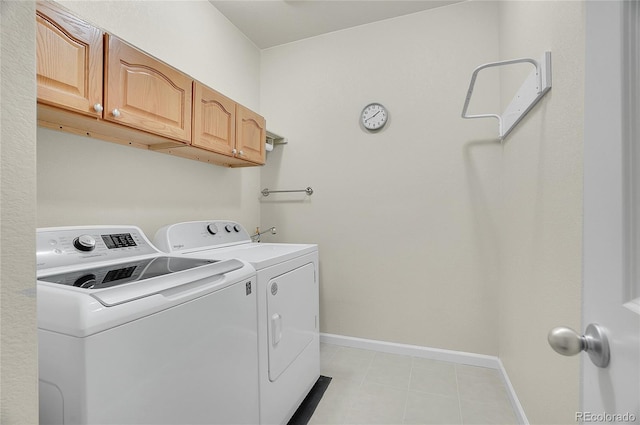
<box><xmin>365</xmin><ymin>111</ymin><xmax>381</xmax><ymax>122</ymax></box>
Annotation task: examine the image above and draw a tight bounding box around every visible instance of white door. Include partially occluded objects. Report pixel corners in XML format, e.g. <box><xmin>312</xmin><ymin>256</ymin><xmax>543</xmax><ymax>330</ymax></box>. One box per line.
<box><xmin>582</xmin><ymin>0</ymin><xmax>639</xmax><ymax>421</ymax></box>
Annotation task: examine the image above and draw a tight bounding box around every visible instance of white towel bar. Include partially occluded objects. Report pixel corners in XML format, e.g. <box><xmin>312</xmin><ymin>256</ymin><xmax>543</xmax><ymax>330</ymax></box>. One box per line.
<box><xmin>261</xmin><ymin>187</ymin><xmax>313</xmax><ymax>197</ymax></box>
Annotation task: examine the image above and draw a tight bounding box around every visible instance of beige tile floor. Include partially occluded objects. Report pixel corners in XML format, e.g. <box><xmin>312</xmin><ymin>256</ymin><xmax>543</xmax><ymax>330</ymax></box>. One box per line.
<box><xmin>310</xmin><ymin>343</ymin><xmax>518</xmax><ymax>425</ymax></box>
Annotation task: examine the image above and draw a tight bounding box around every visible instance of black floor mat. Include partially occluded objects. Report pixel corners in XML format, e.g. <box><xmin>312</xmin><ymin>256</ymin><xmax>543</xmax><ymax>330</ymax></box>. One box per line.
<box><xmin>287</xmin><ymin>375</ymin><xmax>332</xmax><ymax>425</ymax></box>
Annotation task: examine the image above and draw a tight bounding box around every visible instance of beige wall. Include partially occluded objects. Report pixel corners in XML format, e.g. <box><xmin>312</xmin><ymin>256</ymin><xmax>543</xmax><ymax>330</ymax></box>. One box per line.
<box><xmin>260</xmin><ymin>1</ymin><xmax>503</xmax><ymax>355</ymax></box>
<box><xmin>0</xmin><ymin>1</ymin><xmax>39</xmax><ymax>422</ymax></box>
<box><xmin>38</xmin><ymin>1</ymin><xmax>262</xmax><ymax>237</ymax></box>
<box><xmin>261</xmin><ymin>1</ymin><xmax>585</xmax><ymax>422</ymax></box>
<box><xmin>497</xmin><ymin>2</ymin><xmax>584</xmax><ymax>423</ymax></box>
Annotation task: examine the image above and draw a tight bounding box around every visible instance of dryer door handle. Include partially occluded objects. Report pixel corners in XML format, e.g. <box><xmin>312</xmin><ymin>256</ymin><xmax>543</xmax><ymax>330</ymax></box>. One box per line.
<box><xmin>271</xmin><ymin>313</ymin><xmax>282</xmax><ymax>346</ymax></box>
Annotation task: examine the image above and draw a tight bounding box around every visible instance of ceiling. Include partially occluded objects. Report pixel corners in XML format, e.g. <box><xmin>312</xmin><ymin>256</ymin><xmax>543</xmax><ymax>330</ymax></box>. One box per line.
<box><xmin>210</xmin><ymin>0</ymin><xmax>464</xmax><ymax>49</ymax></box>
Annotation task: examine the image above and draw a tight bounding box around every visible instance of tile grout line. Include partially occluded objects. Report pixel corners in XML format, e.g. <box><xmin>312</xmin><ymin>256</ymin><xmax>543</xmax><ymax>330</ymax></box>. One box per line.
<box><xmin>401</xmin><ymin>356</ymin><xmax>416</xmax><ymax>424</ymax></box>
<box><xmin>340</xmin><ymin>346</ymin><xmax>376</xmax><ymax>425</ymax></box>
<box><xmin>454</xmin><ymin>365</ymin><xmax>465</xmax><ymax>425</ymax></box>
<box><xmin>320</xmin><ymin>344</ymin><xmax>351</xmax><ymax>425</ymax></box>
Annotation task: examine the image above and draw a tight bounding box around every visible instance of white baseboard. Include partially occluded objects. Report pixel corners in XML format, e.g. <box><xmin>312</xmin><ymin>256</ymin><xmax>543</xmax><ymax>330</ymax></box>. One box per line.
<box><xmin>496</xmin><ymin>358</ymin><xmax>529</xmax><ymax>425</ymax></box>
<box><xmin>320</xmin><ymin>333</ymin><xmax>529</xmax><ymax>425</ymax></box>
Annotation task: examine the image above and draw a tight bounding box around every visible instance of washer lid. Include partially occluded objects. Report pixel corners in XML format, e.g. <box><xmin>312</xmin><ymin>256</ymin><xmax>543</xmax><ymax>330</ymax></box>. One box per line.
<box><xmin>39</xmin><ymin>256</ymin><xmax>217</xmax><ymax>290</ymax></box>
<box><xmin>37</xmin><ymin>258</ymin><xmax>255</xmax><ymax>337</ymax></box>
<box><xmin>91</xmin><ymin>258</ymin><xmax>246</xmax><ymax>307</ymax></box>
<box><xmin>39</xmin><ymin>257</ymin><xmax>247</xmax><ymax>307</ymax></box>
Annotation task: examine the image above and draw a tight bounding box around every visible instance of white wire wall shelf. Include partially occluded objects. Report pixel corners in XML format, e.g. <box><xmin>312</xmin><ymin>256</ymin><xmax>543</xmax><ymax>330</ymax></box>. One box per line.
<box><xmin>461</xmin><ymin>51</ymin><xmax>552</xmax><ymax>140</ymax></box>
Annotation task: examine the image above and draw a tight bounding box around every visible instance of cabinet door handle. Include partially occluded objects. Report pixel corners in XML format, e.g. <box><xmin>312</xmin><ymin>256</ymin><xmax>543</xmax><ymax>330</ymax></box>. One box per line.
<box><xmin>111</xmin><ymin>108</ymin><xmax>121</xmax><ymax>118</ymax></box>
<box><xmin>238</xmin><ymin>150</ymin><xmax>244</xmax><ymax>156</ymax></box>
<box><xmin>232</xmin><ymin>148</ymin><xmax>237</xmax><ymax>154</ymax></box>
<box><xmin>93</xmin><ymin>103</ymin><xmax>104</xmax><ymax>113</ymax></box>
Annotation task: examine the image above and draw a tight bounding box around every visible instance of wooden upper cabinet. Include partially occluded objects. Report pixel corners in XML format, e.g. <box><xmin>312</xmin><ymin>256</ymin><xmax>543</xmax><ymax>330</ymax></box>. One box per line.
<box><xmin>236</xmin><ymin>104</ymin><xmax>266</xmax><ymax>165</ymax></box>
<box><xmin>36</xmin><ymin>1</ymin><xmax>103</xmax><ymax>118</ymax></box>
<box><xmin>192</xmin><ymin>82</ymin><xmax>236</xmax><ymax>156</ymax></box>
<box><xmin>35</xmin><ymin>5</ymin><xmax>265</xmax><ymax>168</ymax></box>
<box><xmin>193</xmin><ymin>83</ymin><xmax>266</xmax><ymax>165</ymax></box>
<box><xmin>105</xmin><ymin>35</ymin><xmax>192</xmax><ymax>143</ymax></box>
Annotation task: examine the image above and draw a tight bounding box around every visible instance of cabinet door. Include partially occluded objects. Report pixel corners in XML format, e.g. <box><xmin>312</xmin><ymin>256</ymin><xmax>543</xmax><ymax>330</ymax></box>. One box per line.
<box><xmin>192</xmin><ymin>82</ymin><xmax>236</xmax><ymax>156</ymax></box>
<box><xmin>105</xmin><ymin>35</ymin><xmax>192</xmax><ymax>143</ymax></box>
<box><xmin>36</xmin><ymin>1</ymin><xmax>103</xmax><ymax>118</ymax></box>
<box><xmin>236</xmin><ymin>104</ymin><xmax>266</xmax><ymax>165</ymax></box>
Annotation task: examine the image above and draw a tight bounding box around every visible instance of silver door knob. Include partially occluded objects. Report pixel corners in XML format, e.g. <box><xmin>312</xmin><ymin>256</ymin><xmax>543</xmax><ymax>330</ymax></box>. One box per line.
<box><xmin>112</xmin><ymin>108</ymin><xmax>121</xmax><ymax>118</ymax></box>
<box><xmin>93</xmin><ymin>103</ymin><xmax>104</xmax><ymax>113</ymax></box>
<box><xmin>548</xmin><ymin>323</ymin><xmax>610</xmax><ymax>368</ymax></box>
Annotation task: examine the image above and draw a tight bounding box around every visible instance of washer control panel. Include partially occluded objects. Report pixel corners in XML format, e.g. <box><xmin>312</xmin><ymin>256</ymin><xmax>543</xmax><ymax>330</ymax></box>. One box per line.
<box><xmin>37</xmin><ymin>226</ymin><xmax>158</xmax><ymax>272</ymax></box>
<box><xmin>154</xmin><ymin>220</ymin><xmax>251</xmax><ymax>253</ymax></box>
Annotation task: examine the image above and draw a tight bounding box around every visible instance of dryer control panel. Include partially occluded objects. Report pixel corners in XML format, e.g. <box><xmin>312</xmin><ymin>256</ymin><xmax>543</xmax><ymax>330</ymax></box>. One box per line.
<box><xmin>37</xmin><ymin>226</ymin><xmax>158</xmax><ymax>272</ymax></box>
<box><xmin>154</xmin><ymin>220</ymin><xmax>251</xmax><ymax>253</ymax></box>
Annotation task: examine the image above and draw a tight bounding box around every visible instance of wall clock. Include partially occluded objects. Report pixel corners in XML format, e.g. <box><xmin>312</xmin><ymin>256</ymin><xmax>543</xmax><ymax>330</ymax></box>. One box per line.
<box><xmin>361</xmin><ymin>103</ymin><xmax>388</xmax><ymax>131</ymax></box>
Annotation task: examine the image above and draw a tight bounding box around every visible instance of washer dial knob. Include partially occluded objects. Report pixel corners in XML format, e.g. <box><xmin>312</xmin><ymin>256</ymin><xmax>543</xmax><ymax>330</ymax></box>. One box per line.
<box><xmin>73</xmin><ymin>235</ymin><xmax>96</xmax><ymax>252</ymax></box>
<box><xmin>233</xmin><ymin>224</ymin><xmax>241</xmax><ymax>232</ymax></box>
<box><xmin>206</xmin><ymin>224</ymin><xmax>218</xmax><ymax>235</ymax></box>
<box><xmin>225</xmin><ymin>224</ymin><xmax>233</xmax><ymax>233</ymax></box>
<box><xmin>74</xmin><ymin>274</ymin><xmax>97</xmax><ymax>289</ymax></box>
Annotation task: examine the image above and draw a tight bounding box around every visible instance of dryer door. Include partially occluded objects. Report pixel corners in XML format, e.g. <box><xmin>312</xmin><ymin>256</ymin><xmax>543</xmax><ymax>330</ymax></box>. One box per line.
<box><xmin>267</xmin><ymin>262</ymin><xmax>316</xmax><ymax>382</ymax></box>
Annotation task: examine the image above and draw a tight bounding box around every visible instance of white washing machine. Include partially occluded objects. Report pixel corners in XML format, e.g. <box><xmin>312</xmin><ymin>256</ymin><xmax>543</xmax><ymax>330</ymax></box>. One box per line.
<box><xmin>154</xmin><ymin>221</ymin><xmax>319</xmax><ymax>425</ymax></box>
<box><xmin>37</xmin><ymin>225</ymin><xmax>259</xmax><ymax>425</ymax></box>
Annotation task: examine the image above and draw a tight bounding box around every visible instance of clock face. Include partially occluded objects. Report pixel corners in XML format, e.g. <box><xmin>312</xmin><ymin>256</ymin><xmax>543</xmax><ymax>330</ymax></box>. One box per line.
<box><xmin>361</xmin><ymin>103</ymin><xmax>388</xmax><ymax>131</ymax></box>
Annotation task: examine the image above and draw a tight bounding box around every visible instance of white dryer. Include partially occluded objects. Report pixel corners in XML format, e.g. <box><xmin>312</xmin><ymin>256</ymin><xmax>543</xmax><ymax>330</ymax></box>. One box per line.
<box><xmin>37</xmin><ymin>225</ymin><xmax>259</xmax><ymax>425</ymax></box>
<box><xmin>154</xmin><ymin>221</ymin><xmax>319</xmax><ymax>425</ymax></box>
